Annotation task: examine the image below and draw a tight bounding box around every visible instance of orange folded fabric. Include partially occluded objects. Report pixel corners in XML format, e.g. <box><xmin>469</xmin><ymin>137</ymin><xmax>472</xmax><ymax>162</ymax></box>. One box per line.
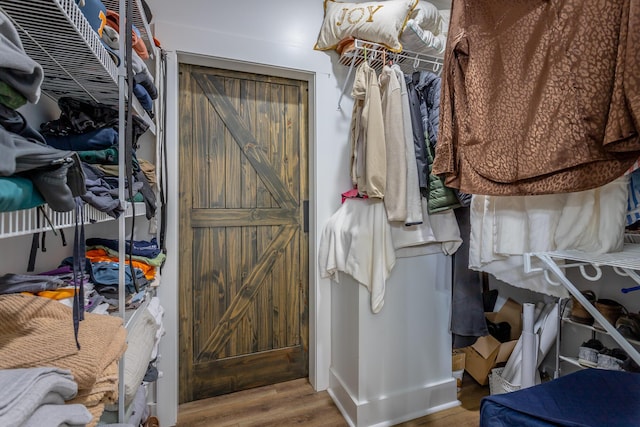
<box><xmin>105</xmin><ymin>10</ymin><xmax>149</xmax><ymax>60</ymax></box>
<box><xmin>86</xmin><ymin>248</ymin><xmax>156</xmax><ymax>279</ymax></box>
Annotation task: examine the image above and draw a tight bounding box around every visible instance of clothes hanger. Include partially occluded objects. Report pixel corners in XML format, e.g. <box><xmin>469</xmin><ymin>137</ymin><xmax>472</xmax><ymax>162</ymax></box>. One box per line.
<box><xmin>413</xmin><ymin>54</ymin><xmax>421</xmax><ymax>71</ymax></box>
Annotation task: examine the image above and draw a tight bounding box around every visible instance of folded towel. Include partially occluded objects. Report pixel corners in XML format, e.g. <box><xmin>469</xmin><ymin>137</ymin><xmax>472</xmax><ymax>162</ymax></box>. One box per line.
<box><xmin>0</xmin><ymin>367</ymin><xmax>77</xmax><ymax>426</ymax></box>
<box><xmin>22</xmin><ymin>403</ymin><xmax>92</xmax><ymax>427</ymax></box>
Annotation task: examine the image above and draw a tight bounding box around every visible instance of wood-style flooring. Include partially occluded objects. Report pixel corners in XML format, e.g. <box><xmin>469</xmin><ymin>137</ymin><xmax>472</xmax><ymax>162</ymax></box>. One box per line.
<box><xmin>176</xmin><ymin>373</ymin><xmax>489</xmax><ymax>427</ymax></box>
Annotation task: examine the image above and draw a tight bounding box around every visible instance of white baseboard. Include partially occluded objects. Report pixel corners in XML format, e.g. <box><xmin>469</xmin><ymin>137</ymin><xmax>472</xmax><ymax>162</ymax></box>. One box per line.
<box><xmin>328</xmin><ymin>368</ymin><xmax>460</xmax><ymax>427</ymax></box>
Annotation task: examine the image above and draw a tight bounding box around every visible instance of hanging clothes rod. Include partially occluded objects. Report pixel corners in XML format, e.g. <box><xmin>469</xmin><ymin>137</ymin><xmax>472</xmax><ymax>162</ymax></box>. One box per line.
<box><xmin>337</xmin><ymin>38</ymin><xmax>444</xmax><ymax>110</ymax></box>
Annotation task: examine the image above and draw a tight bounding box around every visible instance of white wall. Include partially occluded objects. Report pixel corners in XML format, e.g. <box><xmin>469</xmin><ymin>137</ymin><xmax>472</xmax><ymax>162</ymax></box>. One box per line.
<box><xmin>150</xmin><ymin>1</ymin><xmax>454</xmax><ymax>425</ymax></box>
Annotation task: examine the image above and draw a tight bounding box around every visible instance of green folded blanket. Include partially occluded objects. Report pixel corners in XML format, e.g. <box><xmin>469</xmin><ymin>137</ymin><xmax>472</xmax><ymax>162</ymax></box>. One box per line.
<box><xmin>0</xmin><ymin>176</ymin><xmax>45</xmax><ymax>212</ymax></box>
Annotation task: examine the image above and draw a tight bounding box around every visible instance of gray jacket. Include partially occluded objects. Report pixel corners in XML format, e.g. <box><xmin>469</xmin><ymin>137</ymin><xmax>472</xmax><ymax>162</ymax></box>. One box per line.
<box><xmin>0</xmin><ymin>10</ymin><xmax>43</xmax><ymax>104</ymax></box>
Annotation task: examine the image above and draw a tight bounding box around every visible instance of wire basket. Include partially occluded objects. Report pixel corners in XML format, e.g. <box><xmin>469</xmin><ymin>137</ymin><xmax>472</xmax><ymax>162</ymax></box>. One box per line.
<box><xmin>488</xmin><ymin>367</ymin><xmax>521</xmax><ymax>395</ymax></box>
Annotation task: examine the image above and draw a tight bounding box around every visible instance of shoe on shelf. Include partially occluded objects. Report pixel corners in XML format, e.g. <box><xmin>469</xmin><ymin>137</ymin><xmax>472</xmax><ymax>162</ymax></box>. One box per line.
<box><xmin>615</xmin><ymin>313</ymin><xmax>640</xmax><ymax>341</ymax></box>
<box><xmin>578</xmin><ymin>339</ymin><xmax>604</xmax><ymax>367</ymax></box>
<box><xmin>597</xmin><ymin>348</ymin><xmax>628</xmax><ymax>371</ymax></box>
<box><xmin>593</xmin><ymin>298</ymin><xmax>627</xmax><ymax>330</ymax></box>
<box><xmin>570</xmin><ymin>290</ymin><xmax>596</xmax><ymax>325</ymax></box>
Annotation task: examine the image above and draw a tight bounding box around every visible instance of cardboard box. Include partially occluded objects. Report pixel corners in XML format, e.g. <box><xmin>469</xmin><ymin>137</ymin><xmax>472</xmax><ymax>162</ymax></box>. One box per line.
<box><xmin>452</xmin><ymin>349</ymin><xmax>466</xmax><ymax>393</ymax></box>
<box><xmin>463</xmin><ymin>298</ymin><xmax>522</xmax><ymax>386</ymax></box>
<box><xmin>452</xmin><ymin>349</ymin><xmax>466</xmax><ymax>371</ymax></box>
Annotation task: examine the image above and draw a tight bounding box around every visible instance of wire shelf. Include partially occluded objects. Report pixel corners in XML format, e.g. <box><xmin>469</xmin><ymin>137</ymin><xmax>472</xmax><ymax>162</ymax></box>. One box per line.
<box><xmin>0</xmin><ymin>0</ymin><xmax>155</xmax><ymax>132</ymax></box>
<box><xmin>0</xmin><ymin>202</ymin><xmax>146</xmax><ymax>239</ymax></box>
<box><xmin>336</xmin><ymin>38</ymin><xmax>444</xmax><ymax>110</ymax></box>
<box><xmin>0</xmin><ymin>0</ymin><xmax>119</xmax><ymax>105</ymax></box>
<box><xmin>525</xmin><ymin>243</ymin><xmax>640</xmax><ymax>369</ymax></box>
<box><xmin>338</xmin><ymin>38</ymin><xmax>443</xmax><ymax>75</ymax></box>
<box><xmin>541</xmin><ymin>244</ymin><xmax>640</xmax><ymax>271</ymax></box>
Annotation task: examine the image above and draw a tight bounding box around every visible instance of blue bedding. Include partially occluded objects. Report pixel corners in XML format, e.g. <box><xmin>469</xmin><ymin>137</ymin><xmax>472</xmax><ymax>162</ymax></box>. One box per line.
<box><xmin>480</xmin><ymin>369</ymin><xmax>640</xmax><ymax>427</ymax></box>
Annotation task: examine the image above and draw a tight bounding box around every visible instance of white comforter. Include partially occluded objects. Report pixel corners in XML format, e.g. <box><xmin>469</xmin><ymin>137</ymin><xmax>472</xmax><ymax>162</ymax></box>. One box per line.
<box><xmin>469</xmin><ymin>176</ymin><xmax>629</xmax><ymax>297</ymax></box>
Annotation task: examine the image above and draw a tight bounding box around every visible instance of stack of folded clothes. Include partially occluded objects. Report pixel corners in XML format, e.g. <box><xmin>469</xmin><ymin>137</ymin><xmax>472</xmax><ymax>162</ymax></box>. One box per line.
<box><xmin>0</xmin><ymin>294</ymin><xmax>127</xmax><ymax>427</ymax></box>
<box><xmin>41</xmin><ymin>97</ymin><xmax>156</xmax><ymax>219</ymax></box>
<box><xmin>0</xmin><ymin>367</ymin><xmax>92</xmax><ymax>427</ymax></box>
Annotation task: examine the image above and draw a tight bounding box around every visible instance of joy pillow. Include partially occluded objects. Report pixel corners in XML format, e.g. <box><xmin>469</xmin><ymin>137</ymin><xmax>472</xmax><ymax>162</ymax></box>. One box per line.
<box><xmin>408</xmin><ymin>1</ymin><xmax>440</xmax><ymax>33</ymax></box>
<box><xmin>314</xmin><ymin>0</ymin><xmax>419</xmax><ymax>53</ymax></box>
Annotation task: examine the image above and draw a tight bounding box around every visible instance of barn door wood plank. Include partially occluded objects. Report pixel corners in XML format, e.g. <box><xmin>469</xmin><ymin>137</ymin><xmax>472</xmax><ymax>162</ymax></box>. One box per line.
<box><xmin>192</xmin><ymin>72</ymin><xmax>297</xmax><ymax>209</ymax></box>
<box><xmin>178</xmin><ymin>64</ymin><xmax>195</xmax><ymax>403</ymax></box>
<box><xmin>197</xmin><ymin>225</ymin><xmax>297</xmax><ymax>360</ymax></box>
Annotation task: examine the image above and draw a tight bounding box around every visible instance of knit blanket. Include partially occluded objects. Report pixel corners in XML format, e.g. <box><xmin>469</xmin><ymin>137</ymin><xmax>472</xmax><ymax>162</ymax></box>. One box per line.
<box><xmin>0</xmin><ymin>294</ymin><xmax>127</xmax><ymax>389</ymax></box>
<box><xmin>69</xmin><ymin>360</ymin><xmax>119</xmax><ymax>409</ymax></box>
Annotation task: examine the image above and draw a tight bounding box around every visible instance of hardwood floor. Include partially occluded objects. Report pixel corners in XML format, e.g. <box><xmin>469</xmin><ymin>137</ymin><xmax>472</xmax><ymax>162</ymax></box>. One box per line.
<box><xmin>395</xmin><ymin>374</ymin><xmax>489</xmax><ymax>427</ymax></box>
<box><xmin>176</xmin><ymin>373</ymin><xmax>489</xmax><ymax>427</ymax></box>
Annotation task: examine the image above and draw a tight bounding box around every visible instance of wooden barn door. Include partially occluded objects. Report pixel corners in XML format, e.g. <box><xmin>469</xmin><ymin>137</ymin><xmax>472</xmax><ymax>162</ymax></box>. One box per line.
<box><xmin>178</xmin><ymin>64</ymin><xmax>309</xmax><ymax>403</ymax></box>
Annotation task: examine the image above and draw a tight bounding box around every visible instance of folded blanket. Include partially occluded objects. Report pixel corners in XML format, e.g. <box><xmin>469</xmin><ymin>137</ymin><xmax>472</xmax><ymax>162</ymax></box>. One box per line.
<box><xmin>0</xmin><ymin>176</ymin><xmax>44</xmax><ymax>212</ymax></box>
<box><xmin>69</xmin><ymin>360</ymin><xmax>119</xmax><ymax>426</ymax></box>
<box><xmin>118</xmin><ymin>309</ymin><xmax>157</xmax><ymax>406</ymax></box>
<box><xmin>86</xmin><ymin>237</ymin><xmax>162</xmax><ymax>259</ymax></box>
<box><xmin>22</xmin><ymin>403</ymin><xmax>92</xmax><ymax>427</ymax></box>
<box><xmin>87</xmin><ymin>244</ymin><xmax>166</xmax><ymax>267</ymax></box>
<box><xmin>0</xmin><ymin>294</ymin><xmax>127</xmax><ymax>390</ymax></box>
<box><xmin>69</xmin><ymin>360</ymin><xmax>118</xmax><ymax>408</ymax></box>
<box><xmin>0</xmin><ymin>367</ymin><xmax>77</xmax><ymax>426</ymax></box>
<box><xmin>0</xmin><ymin>273</ymin><xmax>65</xmax><ymax>295</ymax></box>
<box><xmin>45</xmin><ymin>127</ymin><xmax>119</xmax><ymax>151</ymax></box>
